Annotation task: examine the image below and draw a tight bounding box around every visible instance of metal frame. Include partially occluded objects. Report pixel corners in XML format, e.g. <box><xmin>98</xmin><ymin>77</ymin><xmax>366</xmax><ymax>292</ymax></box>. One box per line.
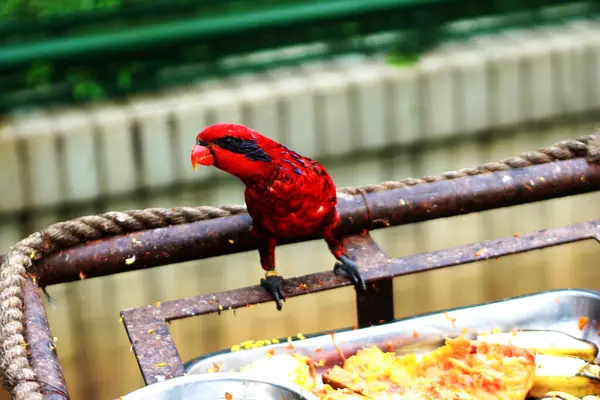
<box><xmin>121</xmin><ymin>222</ymin><xmax>600</xmax><ymax>385</ymax></box>
<box><xmin>3</xmin><ymin>157</ymin><xmax>600</xmax><ymax>398</ymax></box>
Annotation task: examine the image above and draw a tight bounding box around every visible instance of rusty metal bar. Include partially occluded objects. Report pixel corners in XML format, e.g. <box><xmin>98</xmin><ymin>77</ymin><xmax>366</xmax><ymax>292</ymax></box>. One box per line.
<box><xmin>357</xmin><ymin>278</ymin><xmax>395</xmax><ymax>327</ymax></box>
<box><xmin>124</xmin><ymin>219</ymin><xmax>599</xmax><ymax>321</ymax></box>
<box><xmin>120</xmin><ymin>218</ymin><xmax>599</xmax><ymax>383</ymax></box>
<box><xmin>36</xmin><ymin>158</ymin><xmax>600</xmax><ymax>287</ymax></box>
<box><xmin>343</xmin><ymin>234</ymin><xmax>395</xmax><ymax>327</ymax></box>
<box><xmin>363</xmin><ymin>158</ymin><xmax>600</xmax><ymax>227</ymax></box>
<box><xmin>120</xmin><ymin>307</ymin><xmax>185</xmax><ymax>385</ymax></box>
<box><xmin>0</xmin><ymin>254</ymin><xmax>67</xmax><ymax>399</ymax></box>
<box><xmin>22</xmin><ymin>276</ymin><xmax>69</xmax><ymax>400</ymax></box>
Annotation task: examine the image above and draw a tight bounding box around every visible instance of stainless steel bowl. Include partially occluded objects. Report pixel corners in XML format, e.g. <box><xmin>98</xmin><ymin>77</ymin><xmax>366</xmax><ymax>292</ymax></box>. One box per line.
<box><xmin>121</xmin><ymin>372</ymin><xmax>320</xmax><ymax>400</ymax></box>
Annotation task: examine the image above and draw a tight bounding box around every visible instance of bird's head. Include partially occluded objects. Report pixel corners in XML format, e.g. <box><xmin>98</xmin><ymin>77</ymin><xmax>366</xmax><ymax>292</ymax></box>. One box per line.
<box><xmin>191</xmin><ymin>123</ymin><xmax>277</xmax><ymax>182</ymax></box>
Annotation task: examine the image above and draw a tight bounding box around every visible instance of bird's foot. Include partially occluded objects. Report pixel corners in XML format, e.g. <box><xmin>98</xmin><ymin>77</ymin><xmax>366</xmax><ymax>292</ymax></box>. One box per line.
<box><xmin>334</xmin><ymin>255</ymin><xmax>367</xmax><ymax>292</ymax></box>
<box><xmin>260</xmin><ymin>270</ymin><xmax>286</xmax><ymax>311</ymax></box>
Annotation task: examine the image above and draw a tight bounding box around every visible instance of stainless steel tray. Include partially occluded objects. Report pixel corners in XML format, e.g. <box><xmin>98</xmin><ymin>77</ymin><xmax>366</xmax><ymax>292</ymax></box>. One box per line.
<box><xmin>122</xmin><ymin>373</ymin><xmax>319</xmax><ymax>400</ymax></box>
<box><xmin>185</xmin><ymin>289</ymin><xmax>600</xmax><ymax>379</ymax></box>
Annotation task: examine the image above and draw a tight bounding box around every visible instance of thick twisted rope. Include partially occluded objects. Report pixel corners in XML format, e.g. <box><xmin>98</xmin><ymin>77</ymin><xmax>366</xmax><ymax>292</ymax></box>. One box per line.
<box><xmin>341</xmin><ymin>133</ymin><xmax>600</xmax><ymax>195</ymax></box>
<box><xmin>1</xmin><ymin>133</ymin><xmax>599</xmax><ymax>400</ymax></box>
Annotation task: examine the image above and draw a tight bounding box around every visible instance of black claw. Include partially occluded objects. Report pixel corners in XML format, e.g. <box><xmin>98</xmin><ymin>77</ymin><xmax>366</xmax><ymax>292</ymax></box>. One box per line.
<box><xmin>334</xmin><ymin>255</ymin><xmax>367</xmax><ymax>292</ymax></box>
<box><xmin>260</xmin><ymin>274</ymin><xmax>286</xmax><ymax>311</ymax></box>
<box><xmin>41</xmin><ymin>286</ymin><xmax>57</xmax><ymax>308</ymax></box>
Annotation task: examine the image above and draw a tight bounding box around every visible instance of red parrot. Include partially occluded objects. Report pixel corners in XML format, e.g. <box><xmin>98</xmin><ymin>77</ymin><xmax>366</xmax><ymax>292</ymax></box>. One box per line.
<box><xmin>191</xmin><ymin>123</ymin><xmax>366</xmax><ymax>310</ymax></box>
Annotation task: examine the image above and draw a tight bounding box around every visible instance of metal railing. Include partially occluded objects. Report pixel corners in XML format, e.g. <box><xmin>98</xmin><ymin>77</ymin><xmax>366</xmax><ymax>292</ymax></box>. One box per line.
<box><xmin>2</xmin><ymin>146</ymin><xmax>600</xmax><ymax>398</ymax></box>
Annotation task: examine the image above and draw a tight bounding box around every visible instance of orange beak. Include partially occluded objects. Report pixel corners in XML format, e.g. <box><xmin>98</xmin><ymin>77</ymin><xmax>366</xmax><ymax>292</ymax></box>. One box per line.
<box><xmin>191</xmin><ymin>144</ymin><xmax>215</xmax><ymax>171</ymax></box>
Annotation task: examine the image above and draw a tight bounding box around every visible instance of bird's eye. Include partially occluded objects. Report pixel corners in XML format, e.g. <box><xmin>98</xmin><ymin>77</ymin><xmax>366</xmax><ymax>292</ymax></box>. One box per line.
<box><xmin>213</xmin><ymin>136</ymin><xmax>239</xmax><ymax>149</ymax></box>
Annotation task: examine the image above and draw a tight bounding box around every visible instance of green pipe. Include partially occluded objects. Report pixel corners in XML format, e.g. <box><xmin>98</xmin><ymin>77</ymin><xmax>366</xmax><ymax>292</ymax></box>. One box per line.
<box><xmin>0</xmin><ymin>0</ymin><xmax>442</xmax><ymax>68</ymax></box>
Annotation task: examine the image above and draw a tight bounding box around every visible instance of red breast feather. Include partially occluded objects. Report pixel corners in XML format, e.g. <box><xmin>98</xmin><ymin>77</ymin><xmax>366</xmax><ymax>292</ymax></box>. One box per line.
<box><xmin>245</xmin><ymin>147</ymin><xmax>338</xmax><ymax>239</ymax></box>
